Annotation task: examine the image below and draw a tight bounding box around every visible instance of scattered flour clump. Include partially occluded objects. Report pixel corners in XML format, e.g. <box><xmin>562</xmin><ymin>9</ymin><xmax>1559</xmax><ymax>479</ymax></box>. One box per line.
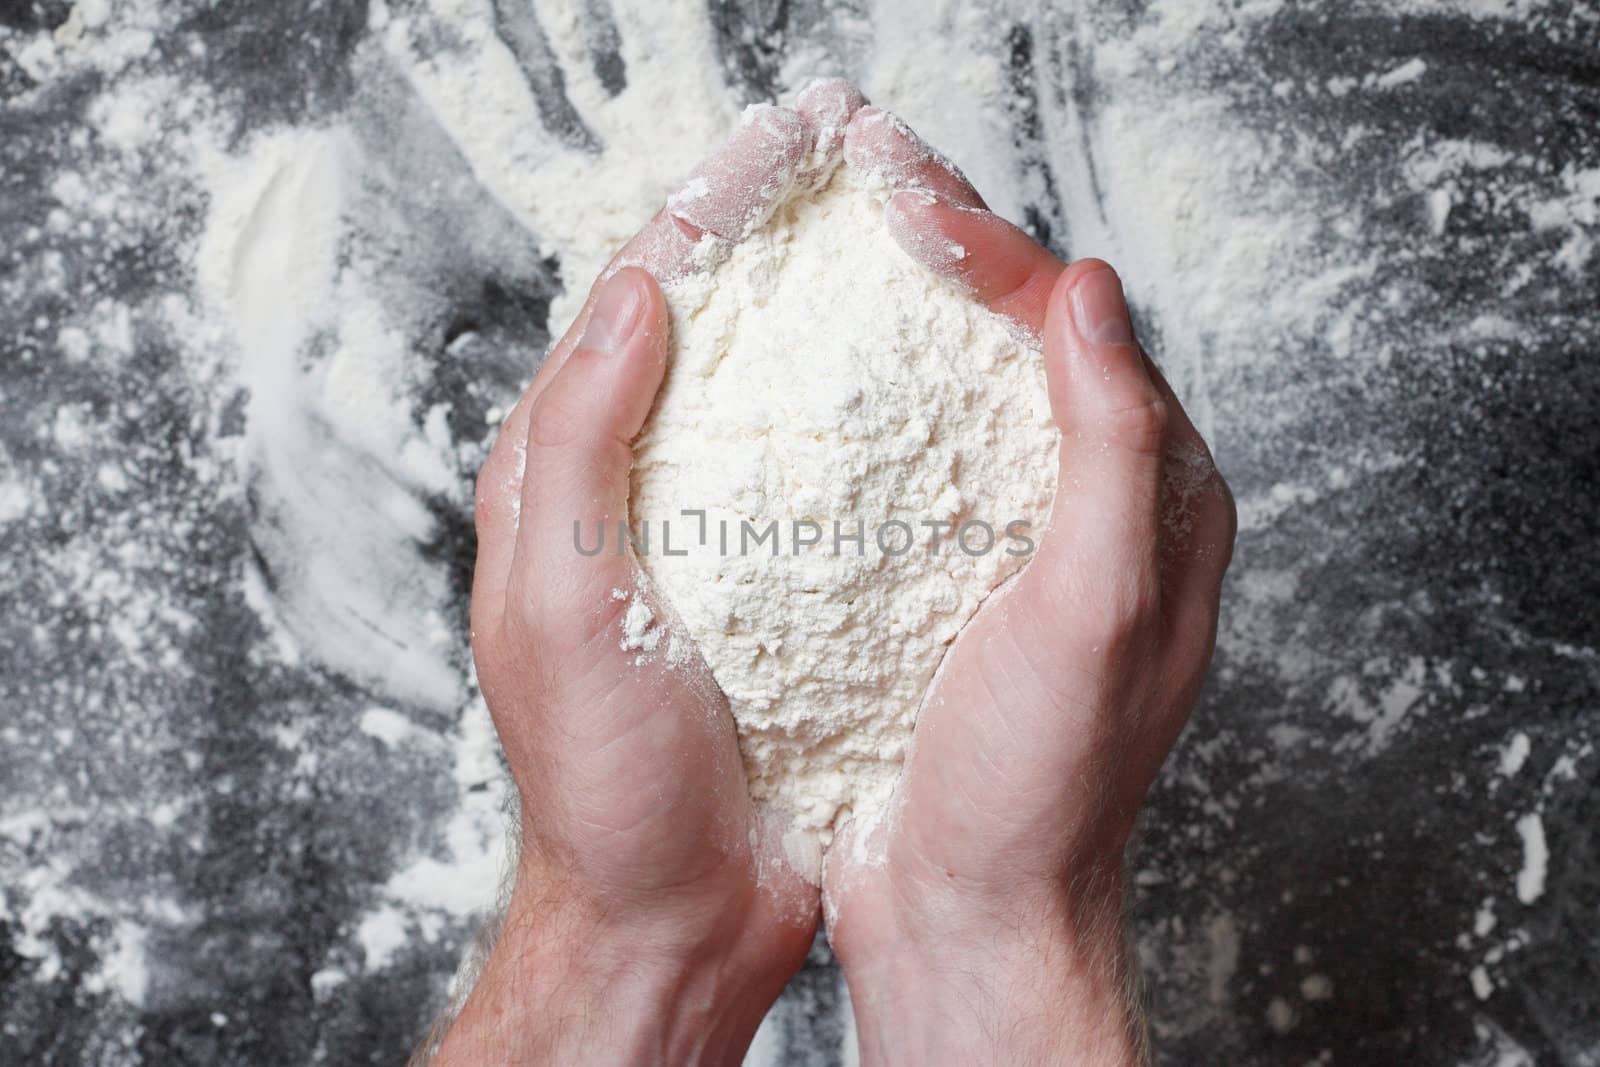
<box><xmin>629</xmin><ymin>163</ymin><xmax>1060</xmax><ymax>843</ymax></box>
<box><xmin>618</xmin><ymin>594</ymin><xmax>660</xmax><ymax>653</ymax></box>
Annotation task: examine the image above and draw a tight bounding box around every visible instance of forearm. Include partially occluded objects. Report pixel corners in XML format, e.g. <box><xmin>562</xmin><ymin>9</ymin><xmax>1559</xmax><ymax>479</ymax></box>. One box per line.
<box><xmin>842</xmin><ymin>875</ymin><xmax>1147</xmax><ymax>1066</ymax></box>
<box><xmin>848</xmin><ymin>948</ymin><xmax>1145</xmax><ymax>1066</ymax></box>
<box><xmin>427</xmin><ymin>884</ymin><xmax>784</xmax><ymax>1066</ymax></box>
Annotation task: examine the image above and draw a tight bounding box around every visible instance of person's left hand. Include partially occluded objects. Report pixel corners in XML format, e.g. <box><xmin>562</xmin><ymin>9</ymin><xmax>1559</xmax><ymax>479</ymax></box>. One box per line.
<box><xmin>823</xmin><ymin>107</ymin><xmax>1237</xmax><ymax>1066</ymax></box>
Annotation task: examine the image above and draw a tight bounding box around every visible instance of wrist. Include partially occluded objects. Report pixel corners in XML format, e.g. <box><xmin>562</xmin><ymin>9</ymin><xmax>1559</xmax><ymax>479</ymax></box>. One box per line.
<box><xmin>433</xmin><ymin>876</ymin><xmax>790</xmax><ymax>1066</ymax></box>
<box><xmin>837</xmin><ymin>860</ymin><xmax>1145</xmax><ymax>1066</ymax></box>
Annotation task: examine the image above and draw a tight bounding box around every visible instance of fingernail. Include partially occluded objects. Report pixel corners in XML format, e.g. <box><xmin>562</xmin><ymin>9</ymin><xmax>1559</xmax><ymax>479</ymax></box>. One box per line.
<box><xmin>1069</xmin><ymin>268</ymin><xmax>1135</xmax><ymax>346</ymax></box>
<box><xmin>578</xmin><ymin>272</ymin><xmax>646</xmax><ymax>354</ymax></box>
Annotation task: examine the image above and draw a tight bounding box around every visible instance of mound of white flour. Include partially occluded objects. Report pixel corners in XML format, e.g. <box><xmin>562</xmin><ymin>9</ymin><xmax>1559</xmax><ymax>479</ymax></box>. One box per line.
<box><xmin>629</xmin><ymin>166</ymin><xmax>1060</xmax><ymax>843</ymax></box>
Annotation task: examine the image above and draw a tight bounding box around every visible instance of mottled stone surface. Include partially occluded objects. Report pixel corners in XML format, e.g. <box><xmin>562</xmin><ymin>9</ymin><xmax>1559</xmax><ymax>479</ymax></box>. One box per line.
<box><xmin>2</xmin><ymin>1</ymin><xmax>1597</xmax><ymax>1065</ymax></box>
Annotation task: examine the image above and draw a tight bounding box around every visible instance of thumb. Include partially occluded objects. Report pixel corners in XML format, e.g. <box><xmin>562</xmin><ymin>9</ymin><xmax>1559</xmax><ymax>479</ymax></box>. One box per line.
<box><xmin>1027</xmin><ymin>260</ymin><xmax>1168</xmax><ymax>613</ymax></box>
<box><xmin>507</xmin><ymin>267</ymin><xmax>668</xmax><ymax>638</ymax></box>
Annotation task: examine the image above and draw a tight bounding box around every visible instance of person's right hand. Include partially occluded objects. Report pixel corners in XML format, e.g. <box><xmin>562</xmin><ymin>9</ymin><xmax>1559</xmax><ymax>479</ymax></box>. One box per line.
<box><xmin>428</xmin><ymin>80</ymin><xmax>866</xmax><ymax>1067</ymax></box>
<box><xmin>824</xmin><ymin>108</ymin><xmax>1237</xmax><ymax>1066</ymax></box>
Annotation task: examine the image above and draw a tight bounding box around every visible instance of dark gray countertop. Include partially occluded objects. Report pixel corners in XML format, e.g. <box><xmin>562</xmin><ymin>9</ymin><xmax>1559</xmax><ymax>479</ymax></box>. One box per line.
<box><xmin>2</xmin><ymin>1</ymin><xmax>1597</xmax><ymax>1064</ymax></box>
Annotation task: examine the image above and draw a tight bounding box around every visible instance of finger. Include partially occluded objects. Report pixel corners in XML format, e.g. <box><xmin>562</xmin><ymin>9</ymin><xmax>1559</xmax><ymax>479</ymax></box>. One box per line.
<box><xmin>523</xmin><ymin>103</ymin><xmax>809</xmax><ymax>423</ymax></box>
<box><xmin>1167</xmin><ymin>468</ymin><xmax>1236</xmax><ymax>654</ymax></box>
<box><xmin>664</xmin><ymin>103</ymin><xmax>811</xmax><ymax>240</ymax></box>
<box><xmin>1150</xmin><ymin>356</ymin><xmax>1237</xmax><ymax>637</ymax></box>
<box><xmin>507</xmin><ymin>267</ymin><xmax>668</xmax><ymax>637</ymax></box>
<box><xmin>842</xmin><ymin>106</ymin><xmax>986</xmax><ymax>209</ymax></box>
<box><xmin>795</xmin><ymin>77</ymin><xmax>867</xmax><ymax>189</ymax></box>
<box><xmin>527</xmin><ymin>104</ymin><xmax>810</xmax><ymax>405</ymax></box>
<box><xmin>883</xmin><ymin>190</ymin><xmax>1063</xmax><ymax>335</ymax></box>
<box><xmin>1141</xmin><ymin>354</ymin><xmax>1235</xmax><ymax>572</ymax></box>
<box><xmin>471</xmin><ymin>391</ymin><xmax>534</xmax><ymax>640</ymax></box>
<box><xmin>605</xmin><ymin>208</ymin><xmax>706</xmax><ymax>285</ymax></box>
<box><xmin>1145</xmin><ymin>370</ymin><xmax>1234</xmax><ymax>759</ymax></box>
<box><xmin>1027</xmin><ymin>260</ymin><xmax>1168</xmax><ymax>607</ymax></box>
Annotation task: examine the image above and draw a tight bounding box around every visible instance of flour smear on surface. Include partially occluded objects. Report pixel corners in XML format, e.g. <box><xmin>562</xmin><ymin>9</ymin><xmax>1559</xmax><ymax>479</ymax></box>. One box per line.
<box><xmin>4</xmin><ymin>0</ymin><xmax>1598</xmax><ymax>1063</ymax></box>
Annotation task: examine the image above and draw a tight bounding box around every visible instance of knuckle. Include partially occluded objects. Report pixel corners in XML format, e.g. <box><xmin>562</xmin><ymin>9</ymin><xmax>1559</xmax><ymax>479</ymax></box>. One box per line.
<box><xmin>1193</xmin><ymin>464</ymin><xmax>1239</xmax><ymax>574</ymax></box>
<box><xmin>526</xmin><ymin>387</ymin><xmax>583</xmax><ymax>451</ymax></box>
<box><xmin>473</xmin><ymin>463</ymin><xmax>508</xmax><ymax>522</ymax></box>
<box><xmin>1102</xmin><ymin>392</ymin><xmax>1169</xmax><ymax>456</ymax></box>
<box><xmin>473</xmin><ymin>444</ymin><xmax>527</xmax><ymax>535</ymax></box>
<box><xmin>1216</xmin><ymin>475</ymin><xmax>1239</xmax><ymax>547</ymax></box>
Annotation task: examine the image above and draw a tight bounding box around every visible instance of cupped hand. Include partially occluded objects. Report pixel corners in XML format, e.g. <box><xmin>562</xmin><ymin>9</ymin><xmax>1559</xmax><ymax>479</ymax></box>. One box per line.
<box><xmin>825</xmin><ymin>108</ymin><xmax>1237</xmax><ymax>1065</ymax></box>
<box><xmin>432</xmin><ymin>80</ymin><xmax>866</xmax><ymax>1066</ymax></box>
